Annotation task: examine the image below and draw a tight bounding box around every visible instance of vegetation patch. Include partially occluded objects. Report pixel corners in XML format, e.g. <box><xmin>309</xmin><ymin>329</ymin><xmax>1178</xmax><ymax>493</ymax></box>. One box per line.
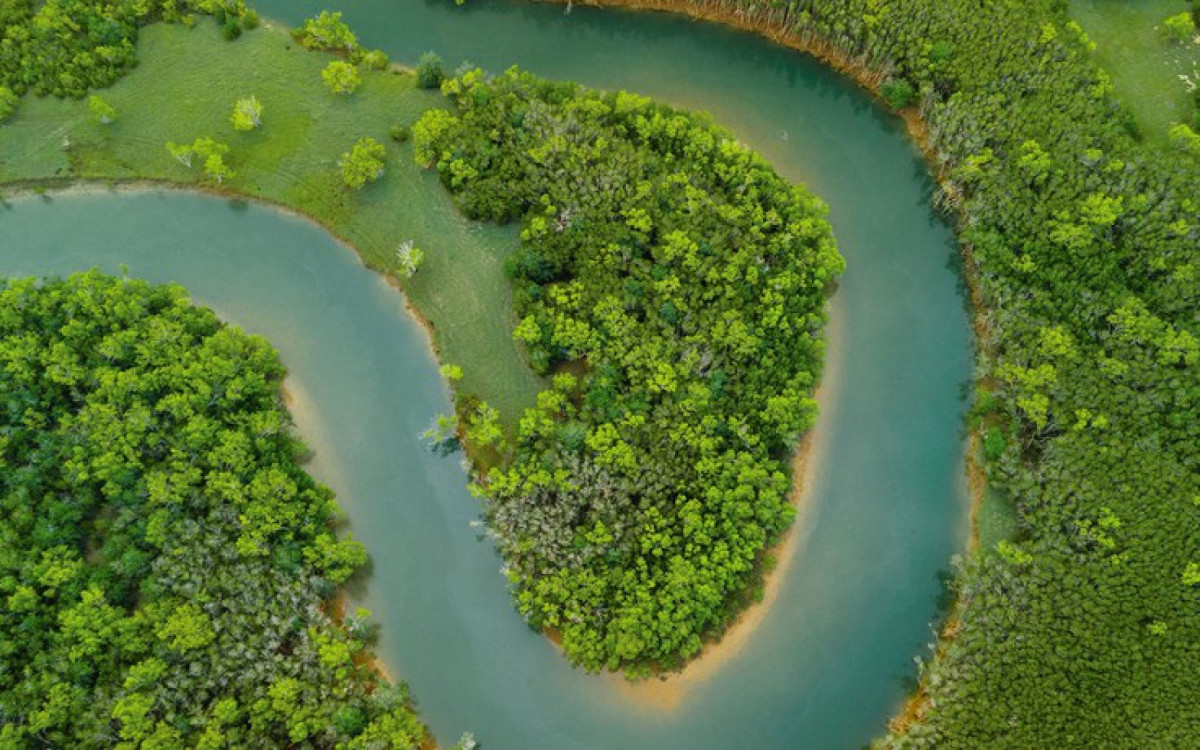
<box><xmin>414</xmin><ymin>68</ymin><xmax>843</xmax><ymax>673</ymax></box>
<box><xmin>0</xmin><ymin>272</ymin><xmax>423</xmax><ymax>747</ymax></box>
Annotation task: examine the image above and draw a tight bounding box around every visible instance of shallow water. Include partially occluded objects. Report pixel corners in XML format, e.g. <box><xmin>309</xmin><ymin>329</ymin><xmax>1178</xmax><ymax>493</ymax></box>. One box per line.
<box><xmin>1</xmin><ymin>2</ymin><xmax>973</xmax><ymax>744</ymax></box>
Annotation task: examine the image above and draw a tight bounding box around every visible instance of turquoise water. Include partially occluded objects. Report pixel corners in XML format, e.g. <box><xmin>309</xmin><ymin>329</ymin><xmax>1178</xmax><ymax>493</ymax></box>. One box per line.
<box><xmin>0</xmin><ymin>2</ymin><xmax>973</xmax><ymax>745</ymax></box>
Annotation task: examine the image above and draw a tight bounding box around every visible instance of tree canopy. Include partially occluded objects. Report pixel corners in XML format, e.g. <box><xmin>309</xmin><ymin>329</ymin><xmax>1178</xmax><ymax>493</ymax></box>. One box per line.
<box><xmin>0</xmin><ymin>272</ymin><xmax>424</xmax><ymax>748</ymax></box>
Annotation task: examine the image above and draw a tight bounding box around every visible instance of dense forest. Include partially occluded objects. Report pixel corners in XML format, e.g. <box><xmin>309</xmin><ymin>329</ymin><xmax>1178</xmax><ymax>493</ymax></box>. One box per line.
<box><xmin>0</xmin><ymin>273</ymin><xmax>424</xmax><ymax>747</ymax></box>
<box><xmin>414</xmin><ymin>68</ymin><xmax>843</xmax><ymax>672</ymax></box>
<box><xmin>595</xmin><ymin>0</ymin><xmax>1200</xmax><ymax>743</ymax></box>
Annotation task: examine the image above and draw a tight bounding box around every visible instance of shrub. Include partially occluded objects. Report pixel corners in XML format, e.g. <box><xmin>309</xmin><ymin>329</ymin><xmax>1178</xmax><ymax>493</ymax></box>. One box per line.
<box><xmin>222</xmin><ymin>19</ymin><xmax>242</xmax><ymax>41</ymax></box>
<box><xmin>1169</xmin><ymin>122</ymin><xmax>1200</xmax><ymax>155</ymax></box>
<box><xmin>294</xmin><ymin>10</ymin><xmax>356</xmax><ymax>52</ymax></box>
<box><xmin>339</xmin><ymin>137</ymin><xmax>386</xmax><ymax>189</ymax></box>
<box><xmin>417</xmin><ymin>52</ymin><xmax>444</xmax><ymax>89</ymax></box>
<box><xmin>390</xmin><ymin>124</ymin><xmax>411</xmax><ymax>142</ymax></box>
<box><xmin>361</xmin><ymin>49</ymin><xmax>390</xmax><ymax>70</ymax></box>
<box><xmin>322</xmin><ymin>61</ymin><xmax>362</xmax><ymax>95</ymax></box>
<box><xmin>88</xmin><ymin>95</ymin><xmax>117</xmax><ymax>124</ymax></box>
<box><xmin>230</xmin><ymin>95</ymin><xmax>263</xmax><ymax>131</ymax></box>
<box><xmin>1163</xmin><ymin>12</ymin><xmax>1196</xmax><ymax>43</ymax></box>
<box><xmin>0</xmin><ymin>86</ymin><xmax>18</xmax><ymax>122</ymax></box>
<box><xmin>880</xmin><ymin>78</ymin><xmax>917</xmax><ymax>109</ymax></box>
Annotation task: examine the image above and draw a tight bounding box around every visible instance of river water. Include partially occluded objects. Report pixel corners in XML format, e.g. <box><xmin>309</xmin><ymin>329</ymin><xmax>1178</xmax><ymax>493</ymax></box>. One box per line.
<box><xmin>0</xmin><ymin>1</ymin><xmax>972</xmax><ymax>746</ymax></box>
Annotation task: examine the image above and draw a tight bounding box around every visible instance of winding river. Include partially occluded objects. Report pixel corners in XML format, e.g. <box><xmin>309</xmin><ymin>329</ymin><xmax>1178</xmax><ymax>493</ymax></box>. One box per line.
<box><xmin>0</xmin><ymin>1</ymin><xmax>972</xmax><ymax>746</ymax></box>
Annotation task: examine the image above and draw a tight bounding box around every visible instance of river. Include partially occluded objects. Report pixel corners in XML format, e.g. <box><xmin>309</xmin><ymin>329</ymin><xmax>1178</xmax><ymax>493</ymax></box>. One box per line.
<box><xmin>0</xmin><ymin>1</ymin><xmax>972</xmax><ymax>746</ymax></box>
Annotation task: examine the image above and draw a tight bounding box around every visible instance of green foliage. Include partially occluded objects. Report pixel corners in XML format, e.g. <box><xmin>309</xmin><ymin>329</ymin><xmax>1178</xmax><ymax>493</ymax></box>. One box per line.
<box><xmin>339</xmin><ymin>136</ymin><xmax>386</xmax><ymax>189</ymax></box>
<box><xmin>415</xmin><ymin>67</ymin><xmax>842</xmax><ymax>672</ymax></box>
<box><xmin>294</xmin><ymin>10</ymin><xmax>357</xmax><ymax>52</ymax></box>
<box><xmin>0</xmin><ymin>272</ymin><xmax>424</xmax><ymax>748</ymax></box>
<box><xmin>880</xmin><ymin>78</ymin><xmax>917</xmax><ymax>109</ymax></box>
<box><xmin>417</xmin><ymin>51</ymin><xmax>445</xmax><ymax>89</ymax></box>
<box><xmin>396</xmin><ymin>240</ymin><xmax>425</xmax><ymax>278</ymax></box>
<box><xmin>1169</xmin><ymin>122</ymin><xmax>1200</xmax><ymax>156</ymax></box>
<box><xmin>165</xmin><ymin>136</ymin><xmax>234</xmax><ymax>182</ymax></box>
<box><xmin>221</xmin><ymin>18</ymin><xmax>241</xmax><ymax>41</ymax></box>
<box><xmin>0</xmin><ymin>85</ymin><xmax>17</xmax><ymax>122</ymax></box>
<box><xmin>230</xmin><ymin>94</ymin><xmax>263</xmax><ymax>131</ymax></box>
<box><xmin>322</xmin><ymin>60</ymin><xmax>362</xmax><ymax>95</ymax></box>
<box><xmin>88</xmin><ymin>95</ymin><xmax>117</xmax><ymax>124</ymax></box>
<box><xmin>360</xmin><ymin>48</ymin><xmax>390</xmax><ymax>70</ymax></box>
<box><xmin>1163</xmin><ymin>12</ymin><xmax>1197</xmax><ymax>44</ymax></box>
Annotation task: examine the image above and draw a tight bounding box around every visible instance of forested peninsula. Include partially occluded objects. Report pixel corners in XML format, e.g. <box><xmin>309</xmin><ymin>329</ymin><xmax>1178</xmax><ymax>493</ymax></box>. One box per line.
<box><xmin>0</xmin><ymin>273</ymin><xmax>424</xmax><ymax>746</ymax></box>
<box><xmin>415</xmin><ymin>68</ymin><xmax>842</xmax><ymax>672</ymax></box>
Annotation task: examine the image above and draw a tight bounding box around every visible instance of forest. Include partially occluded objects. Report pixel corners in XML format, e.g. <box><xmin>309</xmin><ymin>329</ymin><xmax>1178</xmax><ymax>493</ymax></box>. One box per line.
<box><xmin>0</xmin><ymin>273</ymin><xmax>424</xmax><ymax>747</ymax></box>
<box><xmin>414</xmin><ymin>68</ymin><xmax>843</xmax><ymax>672</ymax></box>
<box><xmin>614</xmin><ymin>0</ymin><xmax>1200</xmax><ymax>743</ymax></box>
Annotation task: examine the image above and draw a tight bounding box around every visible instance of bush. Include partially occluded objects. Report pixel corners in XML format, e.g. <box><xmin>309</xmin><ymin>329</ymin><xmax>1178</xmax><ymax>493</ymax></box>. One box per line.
<box><xmin>0</xmin><ymin>85</ymin><xmax>17</xmax><ymax>122</ymax></box>
<box><xmin>1163</xmin><ymin>12</ymin><xmax>1196</xmax><ymax>43</ymax></box>
<box><xmin>222</xmin><ymin>19</ymin><xmax>242</xmax><ymax>41</ymax></box>
<box><xmin>230</xmin><ymin>95</ymin><xmax>263</xmax><ymax>131</ymax></box>
<box><xmin>88</xmin><ymin>94</ymin><xmax>116</xmax><ymax>124</ymax></box>
<box><xmin>361</xmin><ymin>49</ymin><xmax>390</xmax><ymax>70</ymax></box>
<box><xmin>294</xmin><ymin>10</ymin><xmax>356</xmax><ymax>52</ymax></box>
<box><xmin>390</xmin><ymin>124</ymin><xmax>411</xmax><ymax>142</ymax></box>
<box><xmin>241</xmin><ymin>8</ymin><xmax>259</xmax><ymax>29</ymax></box>
<box><xmin>322</xmin><ymin>61</ymin><xmax>362</xmax><ymax>95</ymax></box>
<box><xmin>880</xmin><ymin>78</ymin><xmax>917</xmax><ymax>109</ymax></box>
<box><xmin>339</xmin><ymin>137</ymin><xmax>386</xmax><ymax>188</ymax></box>
<box><xmin>417</xmin><ymin>52</ymin><xmax>444</xmax><ymax>89</ymax></box>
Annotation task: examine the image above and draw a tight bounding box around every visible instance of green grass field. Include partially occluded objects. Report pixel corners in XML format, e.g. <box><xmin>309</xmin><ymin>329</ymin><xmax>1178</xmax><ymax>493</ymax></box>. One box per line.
<box><xmin>0</xmin><ymin>20</ymin><xmax>543</xmax><ymax>426</ymax></box>
<box><xmin>1070</xmin><ymin>0</ymin><xmax>1199</xmax><ymax>146</ymax></box>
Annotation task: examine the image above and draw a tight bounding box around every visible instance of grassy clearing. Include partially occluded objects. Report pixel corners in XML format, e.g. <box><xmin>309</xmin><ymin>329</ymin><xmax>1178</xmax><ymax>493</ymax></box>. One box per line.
<box><xmin>1070</xmin><ymin>0</ymin><xmax>1200</xmax><ymax>146</ymax></box>
<box><xmin>0</xmin><ymin>20</ymin><xmax>542</xmax><ymax>425</ymax></box>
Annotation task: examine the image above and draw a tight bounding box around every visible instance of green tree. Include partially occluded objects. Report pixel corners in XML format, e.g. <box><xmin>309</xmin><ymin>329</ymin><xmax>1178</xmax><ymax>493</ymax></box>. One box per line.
<box><xmin>396</xmin><ymin>240</ymin><xmax>425</xmax><ymax>277</ymax></box>
<box><xmin>322</xmin><ymin>60</ymin><xmax>362</xmax><ymax>95</ymax></box>
<box><xmin>417</xmin><ymin>51</ymin><xmax>444</xmax><ymax>89</ymax></box>
<box><xmin>88</xmin><ymin>94</ymin><xmax>116</xmax><ymax>124</ymax></box>
<box><xmin>339</xmin><ymin>137</ymin><xmax>386</xmax><ymax>188</ymax></box>
<box><xmin>1163</xmin><ymin>12</ymin><xmax>1196</xmax><ymax>43</ymax></box>
<box><xmin>295</xmin><ymin>10</ymin><xmax>357</xmax><ymax>52</ymax></box>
